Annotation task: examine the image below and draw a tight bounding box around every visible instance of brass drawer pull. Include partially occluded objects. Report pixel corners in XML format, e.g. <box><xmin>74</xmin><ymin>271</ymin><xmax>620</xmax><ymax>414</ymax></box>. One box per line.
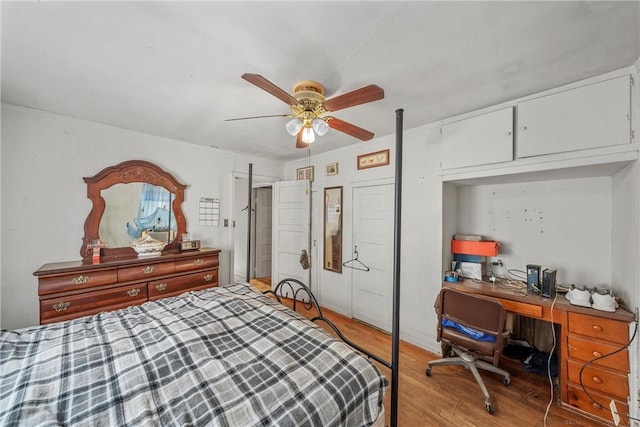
<box><xmin>73</xmin><ymin>275</ymin><xmax>90</xmax><ymax>285</ymax></box>
<box><xmin>155</xmin><ymin>283</ymin><xmax>168</xmax><ymax>292</ymax></box>
<box><xmin>142</xmin><ymin>266</ymin><xmax>154</xmax><ymax>274</ymax></box>
<box><xmin>193</xmin><ymin>259</ymin><xmax>204</xmax><ymax>266</ymax></box>
<box><xmin>592</xmin><ymin>351</ymin><xmax>602</xmax><ymax>358</ymax></box>
<box><xmin>204</xmin><ymin>274</ymin><xmax>213</xmax><ymax>281</ymax></box>
<box><xmin>592</xmin><ymin>376</ymin><xmax>603</xmax><ymax>384</ymax></box>
<box><xmin>127</xmin><ymin>288</ymin><xmax>141</xmax><ymax>297</ymax></box>
<box><xmin>53</xmin><ymin>302</ymin><xmax>71</xmax><ymax>312</ymax></box>
<box><xmin>592</xmin><ymin>324</ymin><xmax>603</xmax><ymax>332</ymax></box>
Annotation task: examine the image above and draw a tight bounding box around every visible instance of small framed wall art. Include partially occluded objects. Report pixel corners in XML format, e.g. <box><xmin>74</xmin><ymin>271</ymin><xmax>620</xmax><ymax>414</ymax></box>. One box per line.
<box><xmin>325</xmin><ymin>162</ymin><xmax>339</xmax><ymax>176</ymax></box>
<box><xmin>357</xmin><ymin>149</ymin><xmax>390</xmax><ymax>170</ymax></box>
<box><xmin>296</xmin><ymin>165</ymin><xmax>314</xmax><ymax>181</ymax></box>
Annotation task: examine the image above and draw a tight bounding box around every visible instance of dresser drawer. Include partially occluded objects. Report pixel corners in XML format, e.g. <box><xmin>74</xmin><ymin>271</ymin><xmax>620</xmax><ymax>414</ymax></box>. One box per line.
<box><xmin>38</xmin><ymin>268</ymin><xmax>118</xmax><ymax>295</ymax></box>
<box><xmin>567</xmin><ymin>334</ymin><xmax>629</xmax><ymax>370</ymax></box>
<box><xmin>567</xmin><ymin>384</ymin><xmax>629</xmax><ymax>425</ymax></box>
<box><xmin>118</xmin><ymin>261</ymin><xmax>175</xmax><ymax>282</ymax></box>
<box><xmin>148</xmin><ymin>269</ymin><xmax>218</xmax><ymax>300</ymax></box>
<box><xmin>40</xmin><ymin>283</ymin><xmax>147</xmax><ymax>324</ymax></box>
<box><xmin>567</xmin><ymin>359</ymin><xmax>629</xmax><ymax>400</ymax></box>
<box><xmin>175</xmin><ymin>254</ymin><xmax>219</xmax><ymax>273</ymax></box>
<box><xmin>568</xmin><ymin>312</ymin><xmax>629</xmax><ymax>345</ymax></box>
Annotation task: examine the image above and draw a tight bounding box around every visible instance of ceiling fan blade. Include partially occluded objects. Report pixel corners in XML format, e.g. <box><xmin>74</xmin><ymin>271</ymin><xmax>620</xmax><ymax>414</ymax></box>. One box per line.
<box><xmin>322</xmin><ymin>84</ymin><xmax>384</xmax><ymax>112</ymax></box>
<box><xmin>225</xmin><ymin>114</ymin><xmax>290</xmax><ymax>122</ymax></box>
<box><xmin>241</xmin><ymin>73</ymin><xmax>299</xmax><ymax>106</ymax></box>
<box><xmin>326</xmin><ymin>117</ymin><xmax>375</xmax><ymax>141</ymax></box>
<box><xmin>296</xmin><ymin>131</ymin><xmax>310</xmax><ymax>149</ymax></box>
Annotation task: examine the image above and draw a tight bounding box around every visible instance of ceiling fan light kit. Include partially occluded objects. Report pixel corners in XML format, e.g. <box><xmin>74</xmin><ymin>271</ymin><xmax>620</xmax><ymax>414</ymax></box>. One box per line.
<box><xmin>312</xmin><ymin>118</ymin><xmax>329</xmax><ymax>136</ymax></box>
<box><xmin>233</xmin><ymin>73</ymin><xmax>384</xmax><ymax>148</ymax></box>
<box><xmin>302</xmin><ymin>126</ymin><xmax>315</xmax><ymax>144</ymax></box>
<box><xmin>286</xmin><ymin>118</ymin><xmax>303</xmax><ymax>136</ymax></box>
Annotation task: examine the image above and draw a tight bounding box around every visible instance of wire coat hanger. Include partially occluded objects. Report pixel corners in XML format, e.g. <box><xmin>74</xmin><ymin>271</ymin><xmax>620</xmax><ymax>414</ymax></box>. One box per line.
<box><xmin>343</xmin><ymin>245</ymin><xmax>370</xmax><ymax>271</ymax></box>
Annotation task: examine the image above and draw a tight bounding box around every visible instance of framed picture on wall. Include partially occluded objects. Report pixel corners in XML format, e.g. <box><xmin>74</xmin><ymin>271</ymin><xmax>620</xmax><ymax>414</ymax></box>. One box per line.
<box><xmin>325</xmin><ymin>162</ymin><xmax>339</xmax><ymax>176</ymax></box>
<box><xmin>296</xmin><ymin>166</ymin><xmax>314</xmax><ymax>181</ymax></box>
<box><xmin>357</xmin><ymin>149</ymin><xmax>390</xmax><ymax>170</ymax></box>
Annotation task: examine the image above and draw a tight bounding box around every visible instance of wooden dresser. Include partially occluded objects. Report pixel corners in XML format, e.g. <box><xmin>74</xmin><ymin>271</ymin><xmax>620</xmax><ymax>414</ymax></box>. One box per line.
<box><xmin>34</xmin><ymin>248</ymin><xmax>220</xmax><ymax>324</ymax></box>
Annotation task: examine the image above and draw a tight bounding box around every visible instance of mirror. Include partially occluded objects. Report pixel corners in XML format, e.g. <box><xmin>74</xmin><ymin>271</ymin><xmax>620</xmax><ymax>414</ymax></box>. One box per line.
<box><xmin>99</xmin><ymin>183</ymin><xmax>177</xmax><ymax>248</ymax></box>
<box><xmin>324</xmin><ymin>186</ymin><xmax>343</xmax><ymax>273</ymax></box>
<box><xmin>81</xmin><ymin>160</ymin><xmax>187</xmax><ymax>258</ymax></box>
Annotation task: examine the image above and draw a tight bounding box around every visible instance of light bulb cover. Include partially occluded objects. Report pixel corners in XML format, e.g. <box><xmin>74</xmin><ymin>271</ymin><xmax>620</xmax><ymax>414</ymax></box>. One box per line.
<box><xmin>312</xmin><ymin>118</ymin><xmax>329</xmax><ymax>136</ymax></box>
<box><xmin>286</xmin><ymin>118</ymin><xmax>303</xmax><ymax>136</ymax></box>
<box><xmin>302</xmin><ymin>127</ymin><xmax>315</xmax><ymax>143</ymax></box>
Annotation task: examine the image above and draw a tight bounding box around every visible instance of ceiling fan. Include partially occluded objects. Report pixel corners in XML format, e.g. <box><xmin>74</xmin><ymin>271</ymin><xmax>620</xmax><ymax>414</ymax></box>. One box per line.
<box><xmin>226</xmin><ymin>73</ymin><xmax>384</xmax><ymax>148</ymax></box>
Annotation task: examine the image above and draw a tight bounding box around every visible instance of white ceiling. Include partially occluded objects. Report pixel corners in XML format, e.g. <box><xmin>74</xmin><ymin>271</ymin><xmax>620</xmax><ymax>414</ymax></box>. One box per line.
<box><xmin>2</xmin><ymin>1</ymin><xmax>639</xmax><ymax>161</ymax></box>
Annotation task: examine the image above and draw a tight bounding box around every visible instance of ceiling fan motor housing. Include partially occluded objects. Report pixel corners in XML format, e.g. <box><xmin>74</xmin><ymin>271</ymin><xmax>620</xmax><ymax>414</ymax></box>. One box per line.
<box><xmin>291</xmin><ymin>80</ymin><xmax>327</xmax><ymax>122</ymax></box>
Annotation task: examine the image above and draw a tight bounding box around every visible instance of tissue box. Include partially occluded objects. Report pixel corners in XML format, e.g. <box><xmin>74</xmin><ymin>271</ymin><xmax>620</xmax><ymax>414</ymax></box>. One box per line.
<box><xmin>459</xmin><ymin>262</ymin><xmax>484</xmax><ymax>280</ymax></box>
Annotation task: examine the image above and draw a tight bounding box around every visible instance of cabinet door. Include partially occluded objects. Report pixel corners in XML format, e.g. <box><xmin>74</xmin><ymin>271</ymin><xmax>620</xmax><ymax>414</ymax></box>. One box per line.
<box><xmin>440</xmin><ymin>107</ymin><xmax>513</xmax><ymax>169</ymax></box>
<box><xmin>517</xmin><ymin>75</ymin><xmax>631</xmax><ymax>158</ymax></box>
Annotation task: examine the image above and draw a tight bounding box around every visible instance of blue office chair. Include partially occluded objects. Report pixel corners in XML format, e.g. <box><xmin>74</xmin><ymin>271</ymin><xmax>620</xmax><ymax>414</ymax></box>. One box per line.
<box><xmin>425</xmin><ymin>288</ymin><xmax>511</xmax><ymax>414</ymax></box>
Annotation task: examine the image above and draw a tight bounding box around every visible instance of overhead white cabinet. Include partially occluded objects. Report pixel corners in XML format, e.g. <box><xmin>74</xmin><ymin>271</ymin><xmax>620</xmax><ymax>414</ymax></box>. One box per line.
<box><xmin>517</xmin><ymin>75</ymin><xmax>631</xmax><ymax>158</ymax></box>
<box><xmin>440</xmin><ymin>107</ymin><xmax>514</xmax><ymax>169</ymax></box>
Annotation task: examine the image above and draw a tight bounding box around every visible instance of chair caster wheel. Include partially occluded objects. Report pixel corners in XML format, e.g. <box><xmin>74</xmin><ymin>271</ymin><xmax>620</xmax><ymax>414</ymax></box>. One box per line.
<box><xmin>486</xmin><ymin>404</ymin><xmax>494</xmax><ymax>414</ymax></box>
<box><xmin>503</xmin><ymin>378</ymin><xmax>510</xmax><ymax>386</ymax></box>
<box><xmin>425</xmin><ymin>367</ymin><xmax>431</xmax><ymax>377</ymax></box>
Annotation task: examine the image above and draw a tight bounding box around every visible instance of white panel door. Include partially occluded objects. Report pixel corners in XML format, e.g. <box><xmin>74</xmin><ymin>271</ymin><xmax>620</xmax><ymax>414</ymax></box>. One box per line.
<box><xmin>254</xmin><ymin>187</ymin><xmax>272</xmax><ymax>278</ymax></box>
<box><xmin>351</xmin><ymin>184</ymin><xmax>395</xmax><ymax>332</ymax></box>
<box><xmin>271</xmin><ymin>180</ymin><xmax>311</xmax><ymax>290</ymax></box>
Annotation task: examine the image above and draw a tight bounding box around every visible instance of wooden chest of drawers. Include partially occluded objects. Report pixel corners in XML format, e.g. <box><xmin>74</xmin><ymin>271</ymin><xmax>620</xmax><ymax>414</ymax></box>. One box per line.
<box><xmin>35</xmin><ymin>248</ymin><xmax>220</xmax><ymax>324</ymax></box>
<box><xmin>565</xmin><ymin>311</ymin><xmax>631</xmax><ymax>424</ymax></box>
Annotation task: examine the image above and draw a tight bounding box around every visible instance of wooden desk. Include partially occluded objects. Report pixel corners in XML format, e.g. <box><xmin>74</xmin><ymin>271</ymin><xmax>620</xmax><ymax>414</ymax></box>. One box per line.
<box><xmin>443</xmin><ymin>279</ymin><xmax>634</xmax><ymax>425</ymax></box>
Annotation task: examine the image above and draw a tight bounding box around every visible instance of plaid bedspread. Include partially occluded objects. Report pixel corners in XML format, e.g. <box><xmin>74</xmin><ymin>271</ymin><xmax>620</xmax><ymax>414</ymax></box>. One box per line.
<box><xmin>0</xmin><ymin>282</ymin><xmax>387</xmax><ymax>426</ymax></box>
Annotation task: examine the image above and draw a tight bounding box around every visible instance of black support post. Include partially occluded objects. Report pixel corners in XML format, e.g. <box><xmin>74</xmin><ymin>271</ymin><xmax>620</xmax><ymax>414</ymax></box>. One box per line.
<box><xmin>245</xmin><ymin>163</ymin><xmax>253</xmax><ymax>282</ymax></box>
<box><xmin>390</xmin><ymin>108</ymin><xmax>403</xmax><ymax>427</ymax></box>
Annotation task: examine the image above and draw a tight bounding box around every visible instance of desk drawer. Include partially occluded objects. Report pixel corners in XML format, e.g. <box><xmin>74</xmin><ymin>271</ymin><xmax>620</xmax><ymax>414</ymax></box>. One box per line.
<box><xmin>568</xmin><ymin>312</ymin><xmax>628</xmax><ymax>345</ymax></box>
<box><xmin>175</xmin><ymin>255</ymin><xmax>219</xmax><ymax>273</ymax></box>
<box><xmin>567</xmin><ymin>334</ymin><xmax>629</xmax><ymax>371</ymax></box>
<box><xmin>148</xmin><ymin>269</ymin><xmax>218</xmax><ymax>300</ymax></box>
<box><xmin>567</xmin><ymin>384</ymin><xmax>628</xmax><ymax>425</ymax></box>
<box><xmin>38</xmin><ymin>269</ymin><xmax>117</xmax><ymax>295</ymax></box>
<box><xmin>118</xmin><ymin>261</ymin><xmax>175</xmax><ymax>282</ymax></box>
<box><xmin>40</xmin><ymin>283</ymin><xmax>147</xmax><ymax>324</ymax></box>
<box><xmin>567</xmin><ymin>359</ymin><xmax>628</xmax><ymax>400</ymax></box>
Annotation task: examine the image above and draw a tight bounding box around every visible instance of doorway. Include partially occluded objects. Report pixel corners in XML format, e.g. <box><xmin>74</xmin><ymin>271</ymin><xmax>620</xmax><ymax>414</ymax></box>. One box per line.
<box><xmin>233</xmin><ymin>176</ymin><xmax>273</xmax><ymax>284</ymax></box>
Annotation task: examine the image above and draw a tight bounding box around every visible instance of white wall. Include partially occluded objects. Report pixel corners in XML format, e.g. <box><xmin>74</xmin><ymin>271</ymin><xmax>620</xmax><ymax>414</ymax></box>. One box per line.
<box><xmin>455</xmin><ymin>176</ymin><xmax>613</xmax><ymax>287</ymax></box>
<box><xmin>0</xmin><ymin>104</ymin><xmax>283</xmax><ymax>329</ymax></box>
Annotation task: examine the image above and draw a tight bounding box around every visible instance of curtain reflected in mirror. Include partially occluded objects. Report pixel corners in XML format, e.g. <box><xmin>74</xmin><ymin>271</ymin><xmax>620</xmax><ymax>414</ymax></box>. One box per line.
<box><xmin>324</xmin><ymin>186</ymin><xmax>343</xmax><ymax>273</ymax></box>
<box><xmin>99</xmin><ymin>183</ymin><xmax>176</xmax><ymax>247</ymax></box>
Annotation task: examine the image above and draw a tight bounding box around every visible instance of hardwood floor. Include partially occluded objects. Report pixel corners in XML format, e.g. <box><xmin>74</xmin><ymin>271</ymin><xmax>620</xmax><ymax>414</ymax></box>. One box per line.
<box><xmin>249</xmin><ymin>279</ymin><xmax>605</xmax><ymax>426</ymax></box>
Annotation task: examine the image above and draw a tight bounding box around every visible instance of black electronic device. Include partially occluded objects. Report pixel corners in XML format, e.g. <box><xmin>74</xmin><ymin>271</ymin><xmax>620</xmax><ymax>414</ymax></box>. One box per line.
<box><xmin>542</xmin><ymin>269</ymin><xmax>557</xmax><ymax>298</ymax></box>
<box><xmin>526</xmin><ymin>264</ymin><xmax>541</xmax><ymax>294</ymax></box>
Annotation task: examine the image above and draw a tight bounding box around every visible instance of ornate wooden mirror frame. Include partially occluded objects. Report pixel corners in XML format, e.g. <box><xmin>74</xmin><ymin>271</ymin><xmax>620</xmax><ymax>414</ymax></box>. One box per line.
<box><xmin>81</xmin><ymin>160</ymin><xmax>187</xmax><ymax>258</ymax></box>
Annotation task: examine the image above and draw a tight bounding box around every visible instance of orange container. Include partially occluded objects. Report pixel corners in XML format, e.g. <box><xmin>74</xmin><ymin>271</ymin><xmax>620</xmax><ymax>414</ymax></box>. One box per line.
<box><xmin>451</xmin><ymin>240</ymin><xmax>499</xmax><ymax>257</ymax></box>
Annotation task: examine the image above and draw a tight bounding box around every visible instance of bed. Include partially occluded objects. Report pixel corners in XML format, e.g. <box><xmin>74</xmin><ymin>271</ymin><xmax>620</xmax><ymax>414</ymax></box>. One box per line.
<box><xmin>0</xmin><ymin>282</ymin><xmax>387</xmax><ymax>426</ymax></box>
